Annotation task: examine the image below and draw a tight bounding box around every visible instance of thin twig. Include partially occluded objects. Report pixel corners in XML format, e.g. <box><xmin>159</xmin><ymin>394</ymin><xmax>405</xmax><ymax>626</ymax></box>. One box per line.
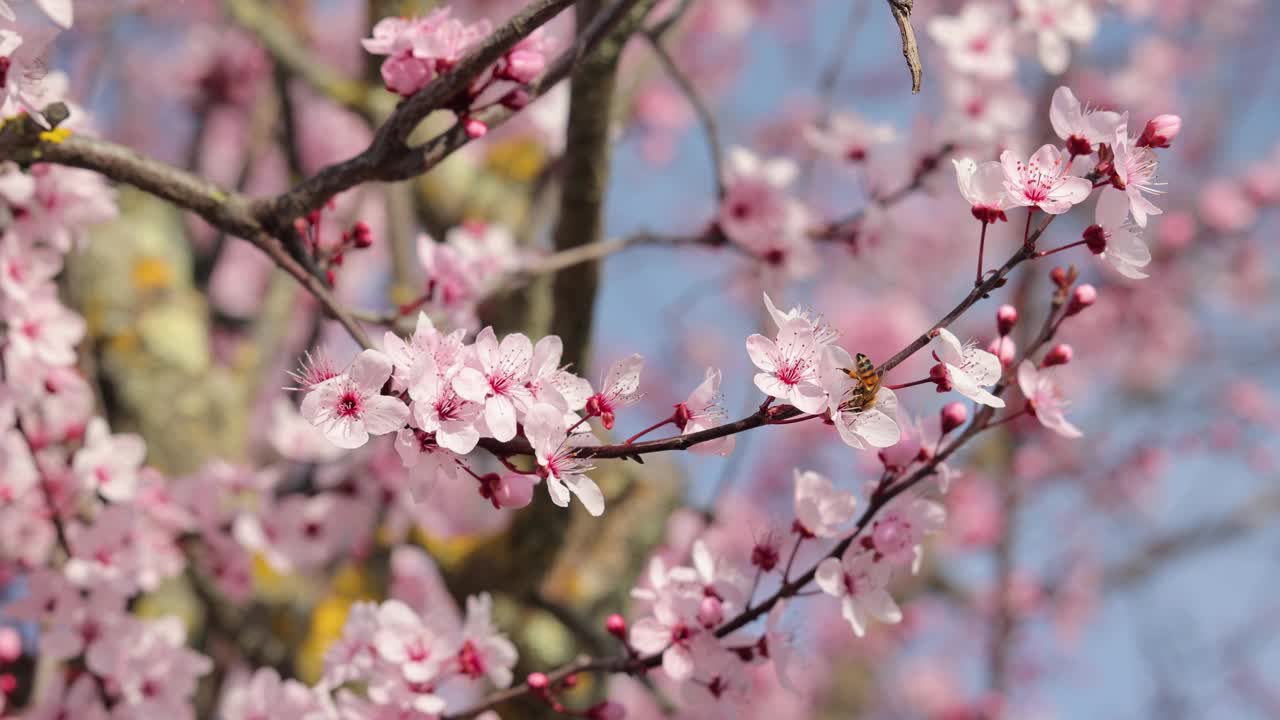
<box><xmin>644</xmin><ymin>31</ymin><xmax>725</xmax><ymax>198</ymax></box>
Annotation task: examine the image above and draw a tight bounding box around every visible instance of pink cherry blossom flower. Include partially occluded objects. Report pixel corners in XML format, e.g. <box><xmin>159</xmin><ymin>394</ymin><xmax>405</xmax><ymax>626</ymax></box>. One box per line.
<box><xmin>409</xmin><ymin>355</ymin><xmax>482</xmax><ymax>454</ymax></box>
<box><xmin>219</xmin><ymin>668</ymin><xmax>321</xmax><ymax>720</ymax></box>
<box><xmin>629</xmin><ymin>586</ymin><xmax>704</xmax><ymax>681</ymax></box>
<box><xmin>680</xmin><ymin>634</ymin><xmax>751</xmax><ymax>711</ymax></box>
<box><xmin>1049</xmin><ymin>86</ymin><xmax>1126</xmax><ymax>152</ymax></box>
<box><xmin>0</xmin><ymin>429</ymin><xmax>37</xmax><ymax>504</ymax></box>
<box><xmin>690</xmin><ymin>540</ymin><xmax>750</xmax><ymax>613</ymax></box>
<box><xmin>268</xmin><ymin>397</ymin><xmax>346</xmax><ymax>463</ymax></box>
<box><xmin>1017</xmin><ymin>0</ymin><xmax>1097</xmax><ymax>75</ymax></box>
<box><xmin>15</xmin><ymin>164</ymin><xmax>118</xmax><ymax>252</ymax></box>
<box><xmin>454</xmin><ymin>593</ymin><xmax>518</xmax><ymax>687</ymax></box>
<box><xmin>674</xmin><ymin>367</ymin><xmax>734</xmax><ymax>456</ymax></box>
<box><xmin>324</xmin><ymin>601</ymin><xmax>380</xmax><ymax>687</ymax></box>
<box><xmin>1088</xmin><ymin>188</ymin><xmax>1152</xmax><ymax>278</ymax></box>
<box><xmin>868</xmin><ymin>494</ymin><xmax>947</xmax><ymax>573</ymax></box>
<box><xmin>383</xmin><ymin>312</ymin><xmax>467</xmax><ymax>393</ymax></box>
<box><xmin>524</xmin><ymin>403</ymin><xmax>604</xmax><ymax>515</ymax></box>
<box><xmin>394</xmin><ymin>428</ymin><xmax>461</xmax><ymax>502</ymax></box>
<box><xmin>0</xmin><ymin>161</ymin><xmax>35</xmax><ymax>206</ymax></box>
<box><xmin>1000</xmin><ymin>144</ymin><xmax>1093</xmax><ymax>214</ymax></box>
<box><xmin>300</xmin><ymin>349</ymin><xmax>409</xmax><ymax>449</ymax></box>
<box><xmin>804</xmin><ymin>110</ymin><xmax>896</xmax><ymax>163</ymax></box>
<box><xmin>499</xmin><ymin>27</ymin><xmax>554</xmax><ymax>83</ymax></box>
<box><xmin>761</xmin><ymin>292</ymin><xmax>839</xmax><ymax>347</ymax></box>
<box><xmin>21</xmin><ymin>674</ymin><xmax>107</xmax><ymax>720</ymax></box>
<box><xmin>1017</xmin><ymin>360</ymin><xmax>1082</xmax><ymax>438</ymax></box>
<box><xmin>234</xmin><ymin>493</ymin><xmax>344</xmax><ymax>572</ymax></box>
<box><xmin>86</xmin><ymin>617</ymin><xmax>211</xmax><ymax>719</ymax></box>
<box><xmin>71</xmin><ymin>417</ymin><xmax>146</xmax><ymax>501</ymax></box>
<box><xmin>927</xmin><ymin>4</ymin><xmax>1017</xmax><ymax>78</ymax></box>
<box><xmin>1110</xmin><ymin>128</ymin><xmax>1163</xmax><ymax>227</ymax></box>
<box><xmin>452</xmin><ymin>327</ymin><xmax>533</xmax><ymax>442</ymax></box>
<box><xmin>930</xmin><ymin>328</ymin><xmax>1006</xmax><ymax>408</ymax></box>
<box><xmin>4</xmin><ymin>288</ymin><xmax>86</xmax><ymax>366</ymax></box>
<box><xmin>943</xmin><ymin>75</ymin><xmax>1032</xmax><ymax>144</ymax></box>
<box><xmin>793</xmin><ymin>469</ymin><xmax>857</xmax><ymax>538</ymax></box>
<box><xmin>38</xmin><ymin>582</ymin><xmax>127</xmax><ymax>662</ymax></box>
<box><xmin>370</xmin><ymin>600</ymin><xmax>453</xmax><ymax>712</ymax></box>
<box><xmin>0</xmin><ymin>30</ymin><xmax>52</xmax><ymax>126</ymax></box>
<box><xmin>525</xmin><ymin>334</ymin><xmax>592</xmax><ymax>416</ymax></box>
<box><xmin>820</xmin><ymin>346</ymin><xmax>902</xmax><ymax>450</ymax></box>
<box><xmin>953</xmin><ymin>158</ymin><xmax>1011</xmax><ymax>223</ymax></box>
<box><xmin>584</xmin><ymin>353</ymin><xmax>643</xmax><ymax>430</ymax></box>
<box><xmin>747</xmin><ymin>317</ymin><xmax>828</xmax><ymax>414</ymax></box>
<box><xmin>815</xmin><ymin>551</ymin><xmax>902</xmax><ymax>637</ymax></box>
<box><xmin>0</xmin><ymin>231</ymin><xmax>61</xmax><ymax>303</ymax></box>
<box><xmin>718</xmin><ymin>148</ymin><xmax>816</xmax><ymax>277</ymax></box>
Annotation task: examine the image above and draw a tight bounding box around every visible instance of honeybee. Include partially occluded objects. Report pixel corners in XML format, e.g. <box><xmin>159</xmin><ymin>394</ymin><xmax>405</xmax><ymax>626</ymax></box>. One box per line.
<box><xmin>842</xmin><ymin>353</ymin><xmax>881</xmax><ymax>411</ymax></box>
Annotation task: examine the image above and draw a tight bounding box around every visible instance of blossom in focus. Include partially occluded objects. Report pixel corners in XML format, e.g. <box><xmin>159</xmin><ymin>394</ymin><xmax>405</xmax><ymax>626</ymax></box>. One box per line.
<box><xmin>953</xmin><ymin>157</ymin><xmax>1011</xmax><ymax>223</ymax></box>
<box><xmin>362</xmin><ymin>9</ymin><xmax>491</xmax><ymax>97</ymax></box>
<box><xmin>1087</xmin><ymin>189</ymin><xmax>1152</xmax><ymax>279</ymax></box>
<box><xmin>1000</xmin><ymin>144</ymin><xmax>1092</xmax><ymax>214</ymax></box>
<box><xmin>525</xmin><ymin>402</ymin><xmax>603</xmax><ymax>515</ymax></box>
<box><xmin>747</xmin><ymin>317</ymin><xmax>828</xmax><ymax>414</ymax></box>
<box><xmin>1017</xmin><ymin>360</ymin><xmax>1082</xmax><ymax>438</ymax></box>
<box><xmin>584</xmin><ymin>354</ymin><xmax>644</xmax><ymax>430</ymax></box>
<box><xmin>1110</xmin><ymin>127</ymin><xmax>1163</xmax><ymax>227</ymax></box>
<box><xmin>820</xmin><ymin>346</ymin><xmax>901</xmax><ymax>450</ymax></box>
<box><xmin>815</xmin><ymin>551</ymin><xmax>902</xmax><ymax>637</ymax></box>
<box><xmin>674</xmin><ymin>367</ymin><xmax>734</xmax><ymax>456</ymax></box>
<box><xmin>300</xmin><ymin>349</ymin><xmax>409</xmax><ymax>449</ymax></box>
<box><xmin>452</xmin><ymin>327</ymin><xmax>534</xmax><ymax>442</ymax></box>
<box><xmin>409</xmin><ymin>355</ymin><xmax>482</xmax><ymax>454</ymax></box>
<box><xmin>930</xmin><ymin>328</ymin><xmax>1006</xmax><ymax>408</ymax></box>
<box><xmin>1049</xmin><ymin>86</ymin><xmax>1126</xmax><ymax>152</ymax></box>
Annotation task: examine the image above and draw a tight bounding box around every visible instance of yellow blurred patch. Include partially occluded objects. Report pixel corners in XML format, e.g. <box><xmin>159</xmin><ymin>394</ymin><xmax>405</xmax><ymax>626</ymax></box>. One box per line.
<box><xmin>39</xmin><ymin>127</ymin><xmax>72</xmax><ymax>144</ymax></box>
<box><xmin>417</xmin><ymin>529</ymin><xmax>487</xmax><ymax>570</ymax></box>
<box><xmin>131</xmin><ymin>256</ymin><xmax>173</xmax><ymax>292</ymax></box>
<box><xmin>485</xmin><ymin>138</ymin><xmax>546</xmax><ymax>182</ymax></box>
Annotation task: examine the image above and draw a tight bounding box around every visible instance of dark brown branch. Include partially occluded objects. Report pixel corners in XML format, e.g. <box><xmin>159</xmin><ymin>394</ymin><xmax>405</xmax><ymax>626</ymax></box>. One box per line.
<box><xmin>886</xmin><ymin>0</ymin><xmax>922</xmax><ymax>93</ymax></box>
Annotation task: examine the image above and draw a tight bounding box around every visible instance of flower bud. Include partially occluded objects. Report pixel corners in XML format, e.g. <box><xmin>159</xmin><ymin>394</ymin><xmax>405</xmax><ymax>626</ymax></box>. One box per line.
<box><xmin>928</xmin><ymin>363</ymin><xmax>949</xmax><ymax>384</ymax></box>
<box><xmin>1042</xmin><ymin>343</ymin><xmax>1073</xmax><ymax>367</ymax></box>
<box><xmin>1136</xmin><ymin>114</ymin><xmax>1182</xmax><ymax>149</ymax></box>
<box><xmin>1066</xmin><ymin>135</ymin><xmax>1093</xmax><ymax>157</ymax></box>
<box><xmin>698</xmin><ymin>596</ymin><xmax>725</xmax><ymax>628</ymax></box>
<box><xmin>996</xmin><ymin>305</ymin><xmax>1018</xmax><ymax>335</ymax></box>
<box><xmin>463</xmin><ymin>117</ymin><xmax>489</xmax><ymax>139</ymax></box>
<box><xmin>501</xmin><ymin>88</ymin><xmax>532</xmax><ymax>110</ymax></box>
<box><xmin>1066</xmin><ymin>284</ymin><xmax>1097</xmax><ymax>316</ymax></box>
<box><xmin>1082</xmin><ymin>225</ymin><xmax>1107</xmax><ymax>254</ymax></box>
<box><xmin>0</xmin><ymin>627</ymin><xmax>21</xmax><ymax>663</ymax></box>
<box><xmin>606</xmin><ymin>614</ymin><xmax>627</xmax><ymax>639</ymax></box>
<box><xmin>527</xmin><ymin>672</ymin><xmax>550</xmax><ymax>690</ymax></box>
<box><xmin>562</xmin><ymin>674</ymin><xmax>579</xmax><ymax>689</ymax></box>
<box><xmin>351</xmin><ymin>221</ymin><xmax>373</xmax><ymax>248</ymax></box>
<box><xmin>672</xmin><ymin>402</ymin><xmax>692</xmax><ymax>430</ymax></box>
<box><xmin>940</xmin><ymin>402</ymin><xmax>968</xmax><ymax>434</ymax></box>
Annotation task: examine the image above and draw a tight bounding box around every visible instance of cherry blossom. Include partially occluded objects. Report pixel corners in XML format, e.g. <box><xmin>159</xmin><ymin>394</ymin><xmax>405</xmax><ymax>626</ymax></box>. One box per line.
<box><xmin>454</xmin><ymin>593</ymin><xmax>518</xmax><ymax>688</ymax></box>
<box><xmin>793</xmin><ymin>469</ymin><xmax>858</xmax><ymax>538</ymax></box>
<box><xmin>1049</xmin><ymin>86</ymin><xmax>1125</xmax><ymax>153</ymax></box>
<box><xmin>927</xmin><ymin>4</ymin><xmax>1017</xmax><ymax>78</ymax></box>
<box><xmin>452</xmin><ymin>327</ymin><xmax>533</xmax><ymax>442</ymax></box>
<box><xmin>1016</xmin><ymin>0</ymin><xmax>1097</xmax><ymax>75</ymax></box>
<box><xmin>747</xmin><ymin>317</ymin><xmax>828</xmax><ymax>414</ymax></box>
<box><xmin>219</xmin><ymin>668</ymin><xmax>322</xmax><ymax>720</ymax></box>
<box><xmin>718</xmin><ymin>147</ymin><xmax>815</xmax><ymax>277</ymax></box>
<box><xmin>868</xmin><ymin>495</ymin><xmax>947</xmax><ymax>573</ymax></box>
<box><xmin>821</xmin><ymin>346</ymin><xmax>901</xmax><ymax>450</ymax></box>
<box><xmin>804</xmin><ymin>111</ymin><xmax>896</xmax><ymax>163</ymax></box>
<box><xmin>629</xmin><ymin>582</ymin><xmax>704</xmax><ymax>680</ymax></box>
<box><xmin>1001</xmin><ymin>144</ymin><xmax>1093</xmax><ymax>214</ymax></box>
<box><xmin>761</xmin><ymin>292</ymin><xmax>839</xmax><ymax>347</ymax></box>
<box><xmin>674</xmin><ymin>367</ymin><xmax>734</xmax><ymax>456</ymax></box>
<box><xmin>525</xmin><ymin>402</ymin><xmax>603</xmax><ymax>515</ymax></box>
<box><xmin>584</xmin><ymin>353</ymin><xmax>643</xmax><ymax>429</ymax></box>
<box><xmin>86</xmin><ymin>617</ymin><xmax>212</xmax><ymax>720</ymax></box>
<box><xmin>371</xmin><ymin>600</ymin><xmax>454</xmax><ymax>704</ymax></box>
<box><xmin>409</xmin><ymin>355</ymin><xmax>482</xmax><ymax>454</ymax></box>
<box><xmin>394</xmin><ymin>428</ymin><xmax>461</xmax><ymax>501</ymax></box>
<box><xmin>300</xmin><ymin>349</ymin><xmax>409</xmax><ymax>450</ymax></box>
<box><xmin>1110</xmin><ymin>127</ymin><xmax>1164</xmax><ymax>227</ymax></box>
<box><xmin>953</xmin><ymin>157</ymin><xmax>1011</xmax><ymax>223</ymax></box>
<box><xmin>815</xmin><ymin>551</ymin><xmax>902</xmax><ymax>637</ymax></box>
<box><xmin>71</xmin><ymin>417</ymin><xmax>146</xmax><ymax>501</ymax></box>
<box><xmin>3</xmin><ymin>288</ymin><xmax>86</xmax><ymax>366</ymax></box>
<box><xmin>0</xmin><ymin>30</ymin><xmax>51</xmax><ymax>125</ymax></box>
<box><xmin>930</xmin><ymin>328</ymin><xmax>1006</xmax><ymax>408</ymax></box>
<box><xmin>1087</xmin><ymin>189</ymin><xmax>1152</xmax><ymax>279</ymax></box>
<box><xmin>1017</xmin><ymin>360</ymin><xmax>1083</xmax><ymax>438</ymax></box>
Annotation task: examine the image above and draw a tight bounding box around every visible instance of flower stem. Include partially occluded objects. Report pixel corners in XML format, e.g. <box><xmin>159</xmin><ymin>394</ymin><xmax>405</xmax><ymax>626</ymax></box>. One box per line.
<box><xmin>975</xmin><ymin>220</ymin><xmax>989</xmax><ymax>286</ymax></box>
<box><xmin>1035</xmin><ymin>239</ymin><xmax>1089</xmax><ymax>258</ymax></box>
<box><xmin>624</xmin><ymin>416</ymin><xmax>675</xmax><ymax>444</ymax></box>
<box><xmin>886</xmin><ymin>377</ymin><xmax>933</xmax><ymax>390</ymax></box>
<box><xmin>1022</xmin><ymin>210</ymin><xmax>1035</xmax><ymax>248</ymax></box>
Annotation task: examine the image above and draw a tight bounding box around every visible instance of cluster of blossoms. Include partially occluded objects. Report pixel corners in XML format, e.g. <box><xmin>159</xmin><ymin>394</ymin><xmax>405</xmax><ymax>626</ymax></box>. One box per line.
<box><xmin>414</xmin><ymin>222</ymin><xmax>522</xmax><ymax>330</ymax></box>
<box><xmin>362</xmin><ymin>8</ymin><xmax>555</xmax><ymax>136</ymax></box>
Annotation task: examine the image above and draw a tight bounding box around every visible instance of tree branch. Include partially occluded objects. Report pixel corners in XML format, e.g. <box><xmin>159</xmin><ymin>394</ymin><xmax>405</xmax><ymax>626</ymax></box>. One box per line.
<box><xmin>886</xmin><ymin>0</ymin><xmax>922</xmax><ymax>93</ymax></box>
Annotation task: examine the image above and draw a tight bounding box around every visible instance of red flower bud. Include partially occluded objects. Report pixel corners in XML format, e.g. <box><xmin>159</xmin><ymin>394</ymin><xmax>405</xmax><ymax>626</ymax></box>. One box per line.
<box><xmin>1082</xmin><ymin>225</ymin><xmax>1107</xmax><ymax>254</ymax></box>
<box><xmin>1042</xmin><ymin>343</ymin><xmax>1073</xmax><ymax>367</ymax></box>
<box><xmin>940</xmin><ymin>402</ymin><xmax>968</xmax><ymax>434</ymax></box>
<box><xmin>996</xmin><ymin>304</ymin><xmax>1018</xmax><ymax>335</ymax></box>
<box><xmin>1136</xmin><ymin>114</ymin><xmax>1181</xmax><ymax>149</ymax></box>
<box><xmin>606</xmin><ymin>614</ymin><xmax>627</xmax><ymax>639</ymax></box>
<box><xmin>1066</xmin><ymin>284</ymin><xmax>1097</xmax><ymax>316</ymax></box>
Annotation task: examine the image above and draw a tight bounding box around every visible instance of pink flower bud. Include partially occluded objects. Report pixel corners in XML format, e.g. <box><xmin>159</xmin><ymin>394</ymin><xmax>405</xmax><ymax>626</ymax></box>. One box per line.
<box><xmin>527</xmin><ymin>672</ymin><xmax>550</xmax><ymax>690</ymax></box>
<box><xmin>672</xmin><ymin>402</ymin><xmax>692</xmax><ymax>430</ymax></box>
<box><xmin>928</xmin><ymin>363</ymin><xmax>949</xmax><ymax>384</ymax></box>
<box><xmin>0</xmin><ymin>627</ymin><xmax>21</xmax><ymax>663</ymax></box>
<box><xmin>588</xmin><ymin>701</ymin><xmax>628</xmax><ymax>720</ymax></box>
<box><xmin>381</xmin><ymin>54</ymin><xmax>432</xmax><ymax>97</ymax></box>
<box><xmin>1136</xmin><ymin>114</ymin><xmax>1182</xmax><ymax>149</ymax></box>
<box><xmin>502</xmin><ymin>88</ymin><xmax>532</xmax><ymax>110</ymax></box>
<box><xmin>1066</xmin><ymin>284</ymin><xmax>1097</xmax><ymax>316</ymax></box>
<box><xmin>940</xmin><ymin>402</ymin><xmax>968</xmax><ymax>434</ymax></box>
<box><xmin>1042</xmin><ymin>344</ymin><xmax>1073</xmax><ymax>367</ymax></box>
<box><xmin>495</xmin><ymin>474</ymin><xmax>535</xmax><ymax>509</ymax></box>
<box><xmin>351</xmin><ymin>220</ymin><xmax>374</xmax><ymax>249</ymax></box>
<box><xmin>605</xmin><ymin>614</ymin><xmax>627</xmax><ymax>639</ymax></box>
<box><xmin>463</xmin><ymin>117</ymin><xmax>489</xmax><ymax>139</ymax></box>
<box><xmin>996</xmin><ymin>305</ymin><xmax>1018</xmax><ymax>335</ymax></box>
<box><xmin>697</xmin><ymin>595</ymin><xmax>724</xmax><ymax>628</ymax></box>
<box><xmin>503</xmin><ymin>49</ymin><xmax>547</xmax><ymax>84</ymax></box>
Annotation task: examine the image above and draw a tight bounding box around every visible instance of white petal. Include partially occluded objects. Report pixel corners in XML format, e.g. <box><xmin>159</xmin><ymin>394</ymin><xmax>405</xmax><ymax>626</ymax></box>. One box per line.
<box><xmin>361</xmin><ymin>395</ymin><xmax>410</xmax><ymax>435</ymax></box>
<box><xmin>815</xmin><ymin>557</ymin><xmax>844</xmax><ymax>597</ymax></box>
<box><xmin>348</xmin><ymin>350</ymin><xmax>394</xmax><ymax>393</ymax></box>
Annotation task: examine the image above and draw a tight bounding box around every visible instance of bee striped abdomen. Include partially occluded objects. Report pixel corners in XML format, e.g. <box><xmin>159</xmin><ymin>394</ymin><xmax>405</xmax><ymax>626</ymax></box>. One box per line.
<box><xmin>842</xmin><ymin>353</ymin><xmax>882</xmax><ymax>411</ymax></box>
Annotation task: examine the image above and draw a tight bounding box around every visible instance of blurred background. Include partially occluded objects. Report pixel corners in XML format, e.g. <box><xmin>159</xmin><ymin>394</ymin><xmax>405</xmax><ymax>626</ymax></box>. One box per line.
<box><xmin>5</xmin><ymin>0</ymin><xmax>1280</xmax><ymax>717</ymax></box>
